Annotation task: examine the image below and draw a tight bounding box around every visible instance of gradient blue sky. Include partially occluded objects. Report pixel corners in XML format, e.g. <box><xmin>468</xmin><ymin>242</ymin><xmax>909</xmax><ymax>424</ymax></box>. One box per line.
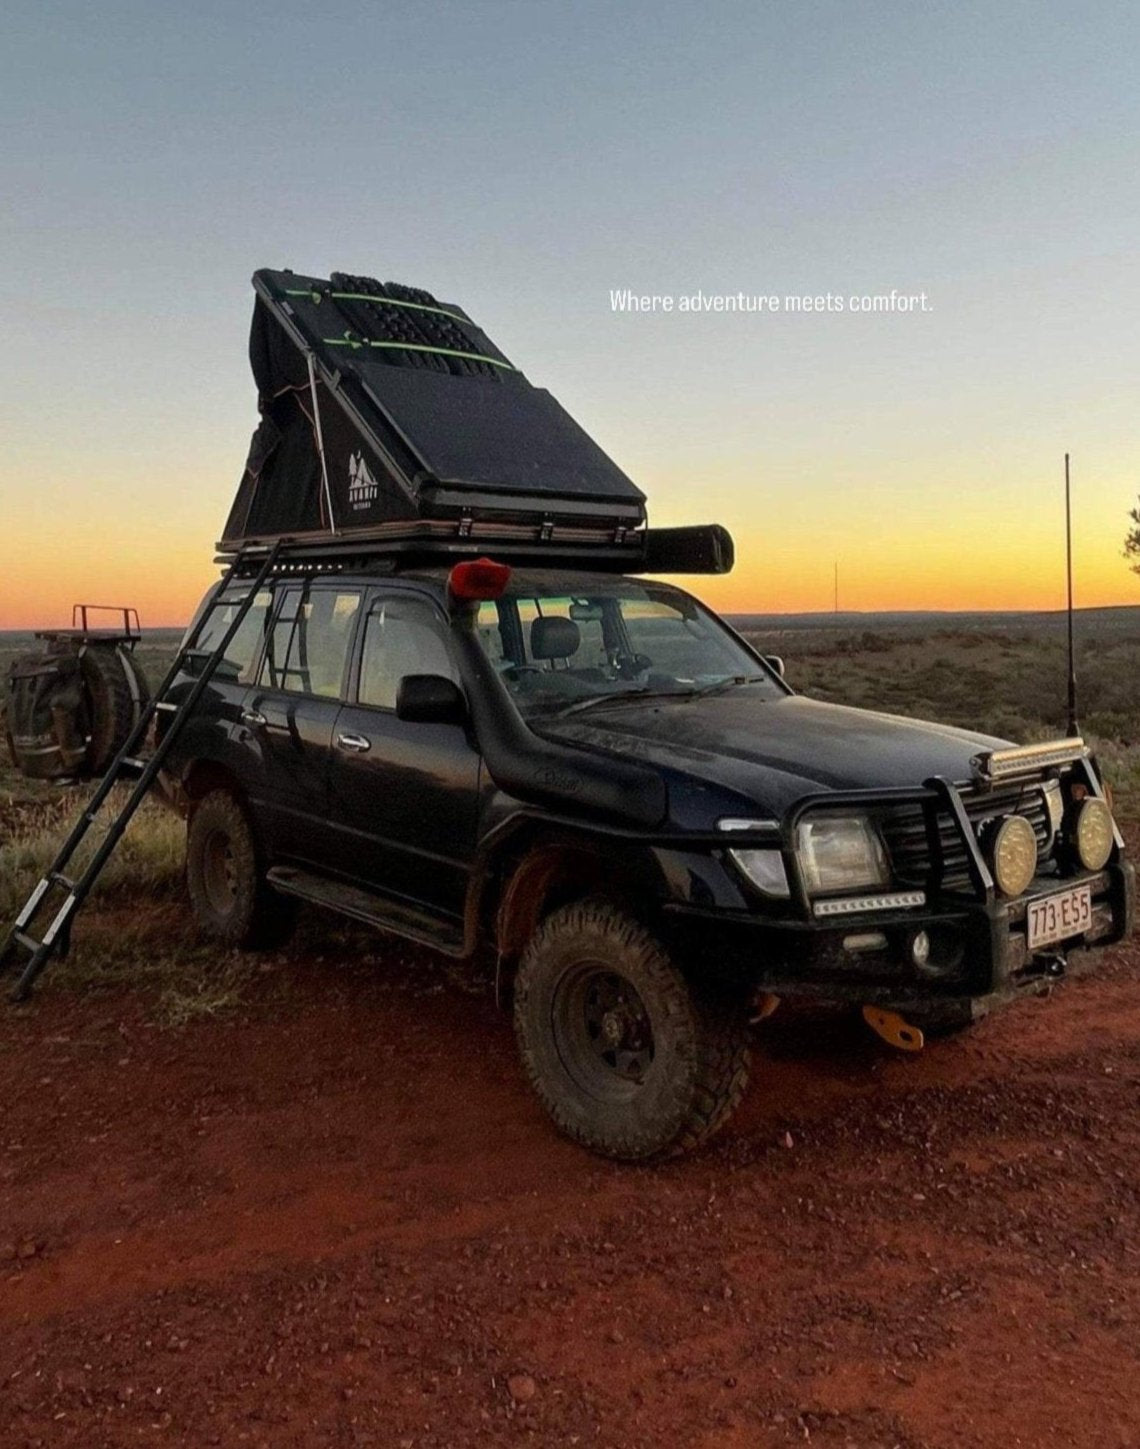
<box><xmin>2</xmin><ymin>1</ymin><xmax>1138</xmax><ymax>624</ymax></box>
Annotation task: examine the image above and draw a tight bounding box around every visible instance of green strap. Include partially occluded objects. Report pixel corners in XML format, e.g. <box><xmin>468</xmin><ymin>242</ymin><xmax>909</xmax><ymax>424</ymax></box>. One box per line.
<box><xmin>285</xmin><ymin>287</ymin><xmax>472</xmax><ymax>327</ymax></box>
<box><xmin>323</xmin><ymin>336</ymin><xmax>517</xmax><ymax>371</ymax></box>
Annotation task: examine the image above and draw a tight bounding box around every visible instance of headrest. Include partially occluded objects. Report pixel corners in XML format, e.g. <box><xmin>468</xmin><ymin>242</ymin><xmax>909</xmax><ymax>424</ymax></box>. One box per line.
<box><xmin>530</xmin><ymin>616</ymin><xmax>581</xmax><ymax>661</ymax></box>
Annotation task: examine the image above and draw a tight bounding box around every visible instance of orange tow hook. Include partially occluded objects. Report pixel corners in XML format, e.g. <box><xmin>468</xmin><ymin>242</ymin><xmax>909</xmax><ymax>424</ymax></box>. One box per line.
<box><xmin>750</xmin><ymin>992</ymin><xmax>781</xmax><ymax>1025</ymax></box>
<box><xmin>862</xmin><ymin>1005</ymin><xmax>924</xmax><ymax>1053</ymax></box>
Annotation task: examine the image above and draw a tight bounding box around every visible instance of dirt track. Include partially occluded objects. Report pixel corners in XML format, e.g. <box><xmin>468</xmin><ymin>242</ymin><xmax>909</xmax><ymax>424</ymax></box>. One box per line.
<box><xmin>3</xmin><ymin>906</ymin><xmax>1140</xmax><ymax>1449</ymax></box>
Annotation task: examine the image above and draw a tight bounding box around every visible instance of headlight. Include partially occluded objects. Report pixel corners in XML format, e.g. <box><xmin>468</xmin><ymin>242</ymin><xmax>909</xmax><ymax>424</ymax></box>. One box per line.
<box><xmin>728</xmin><ymin>848</ymin><xmax>790</xmax><ymax>897</ymax></box>
<box><xmin>985</xmin><ymin>814</ymin><xmax>1038</xmax><ymax>897</ymax></box>
<box><xmin>796</xmin><ymin>816</ymin><xmax>889</xmax><ymax>895</ymax></box>
<box><xmin>1075</xmin><ymin>797</ymin><xmax>1114</xmax><ymax>871</ymax></box>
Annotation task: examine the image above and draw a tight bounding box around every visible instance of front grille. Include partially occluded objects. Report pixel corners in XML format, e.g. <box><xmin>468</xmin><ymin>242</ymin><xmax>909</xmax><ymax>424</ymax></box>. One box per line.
<box><xmin>882</xmin><ymin>782</ymin><xmax>1054</xmax><ymax>892</ymax></box>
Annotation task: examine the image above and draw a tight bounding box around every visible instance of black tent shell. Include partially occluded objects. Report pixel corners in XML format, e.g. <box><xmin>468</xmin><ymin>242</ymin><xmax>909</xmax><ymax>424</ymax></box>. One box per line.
<box><xmin>222</xmin><ymin>269</ymin><xmax>648</xmax><ymax>558</ymax></box>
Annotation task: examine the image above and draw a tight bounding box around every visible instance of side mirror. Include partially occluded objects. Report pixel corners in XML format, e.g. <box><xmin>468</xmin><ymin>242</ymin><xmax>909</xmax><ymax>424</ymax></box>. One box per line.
<box><xmin>764</xmin><ymin>655</ymin><xmax>785</xmax><ymax>679</ymax></box>
<box><xmin>395</xmin><ymin>674</ymin><xmax>467</xmax><ymax>724</ymax></box>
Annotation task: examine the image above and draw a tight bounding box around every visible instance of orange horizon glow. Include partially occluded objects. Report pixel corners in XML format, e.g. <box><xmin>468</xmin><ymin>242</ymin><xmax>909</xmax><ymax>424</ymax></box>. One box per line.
<box><xmin>2</xmin><ymin>431</ymin><xmax>1137</xmax><ymax>633</ymax></box>
<box><xmin>2</xmin><ymin>521</ymin><xmax>1136</xmax><ymax>632</ymax></box>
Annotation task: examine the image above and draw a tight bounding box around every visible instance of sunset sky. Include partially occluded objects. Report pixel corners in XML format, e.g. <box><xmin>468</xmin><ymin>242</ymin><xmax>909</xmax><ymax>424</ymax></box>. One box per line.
<box><xmin>2</xmin><ymin>1</ymin><xmax>1138</xmax><ymax>628</ymax></box>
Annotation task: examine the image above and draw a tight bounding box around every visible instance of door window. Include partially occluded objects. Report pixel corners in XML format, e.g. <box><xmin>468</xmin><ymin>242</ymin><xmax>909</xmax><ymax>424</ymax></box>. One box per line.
<box><xmin>190</xmin><ymin>588</ymin><xmax>272</xmax><ymax>683</ymax></box>
<box><xmin>260</xmin><ymin>584</ymin><xmax>361</xmax><ymax>698</ymax></box>
<box><xmin>358</xmin><ymin>596</ymin><xmax>458</xmax><ymax>710</ymax></box>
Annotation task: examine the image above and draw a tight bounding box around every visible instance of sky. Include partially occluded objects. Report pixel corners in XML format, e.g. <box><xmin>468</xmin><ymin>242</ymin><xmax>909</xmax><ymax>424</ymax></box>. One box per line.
<box><xmin>2</xmin><ymin>0</ymin><xmax>1139</xmax><ymax>628</ymax></box>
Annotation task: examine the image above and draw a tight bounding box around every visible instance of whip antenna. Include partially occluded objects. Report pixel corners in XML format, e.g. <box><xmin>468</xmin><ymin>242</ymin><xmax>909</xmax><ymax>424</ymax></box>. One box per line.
<box><xmin>1065</xmin><ymin>452</ymin><xmax>1079</xmax><ymax>737</ymax></box>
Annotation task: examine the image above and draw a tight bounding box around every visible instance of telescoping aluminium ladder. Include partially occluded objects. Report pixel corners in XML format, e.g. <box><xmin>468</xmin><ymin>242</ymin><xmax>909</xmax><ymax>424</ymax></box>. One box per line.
<box><xmin>0</xmin><ymin>543</ymin><xmax>282</xmax><ymax>1003</ymax></box>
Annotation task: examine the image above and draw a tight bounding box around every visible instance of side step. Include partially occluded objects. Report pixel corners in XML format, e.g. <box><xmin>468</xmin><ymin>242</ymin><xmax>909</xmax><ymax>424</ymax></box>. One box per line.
<box><xmin>266</xmin><ymin>867</ymin><xmax>466</xmax><ymax>957</ymax></box>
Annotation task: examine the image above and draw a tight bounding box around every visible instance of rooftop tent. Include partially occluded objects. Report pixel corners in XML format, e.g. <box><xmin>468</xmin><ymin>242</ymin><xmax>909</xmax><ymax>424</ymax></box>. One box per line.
<box><xmin>221</xmin><ymin>269</ymin><xmax>649</xmax><ymax>560</ymax></box>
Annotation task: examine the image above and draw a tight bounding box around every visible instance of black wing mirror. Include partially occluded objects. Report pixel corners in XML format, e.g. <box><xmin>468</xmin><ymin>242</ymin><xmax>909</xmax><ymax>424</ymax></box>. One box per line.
<box><xmin>764</xmin><ymin>655</ymin><xmax>785</xmax><ymax>679</ymax></box>
<box><xmin>395</xmin><ymin>674</ymin><xmax>467</xmax><ymax>724</ymax></box>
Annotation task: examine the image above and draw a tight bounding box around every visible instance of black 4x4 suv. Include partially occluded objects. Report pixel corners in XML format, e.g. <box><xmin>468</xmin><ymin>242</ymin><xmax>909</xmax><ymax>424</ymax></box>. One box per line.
<box><xmin>162</xmin><ymin>556</ymin><xmax>1134</xmax><ymax>1160</ymax></box>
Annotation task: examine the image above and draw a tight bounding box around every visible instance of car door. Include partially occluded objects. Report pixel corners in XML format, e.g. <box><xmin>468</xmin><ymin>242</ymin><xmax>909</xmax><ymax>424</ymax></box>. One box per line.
<box><xmin>241</xmin><ymin>579</ymin><xmax>363</xmax><ymax>866</ymax></box>
<box><xmin>327</xmin><ymin>587</ymin><xmax>481</xmax><ymax>919</ymax></box>
<box><xmin>173</xmin><ymin>581</ymin><xmax>274</xmax><ymax>781</ymax></box>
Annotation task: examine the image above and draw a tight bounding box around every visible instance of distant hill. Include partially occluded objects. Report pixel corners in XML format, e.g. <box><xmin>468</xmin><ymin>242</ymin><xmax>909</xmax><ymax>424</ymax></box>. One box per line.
<box><xmin>725</xmin><ymin>605</ymin><xmax>1140</xmax><ymax>639</ymax></box>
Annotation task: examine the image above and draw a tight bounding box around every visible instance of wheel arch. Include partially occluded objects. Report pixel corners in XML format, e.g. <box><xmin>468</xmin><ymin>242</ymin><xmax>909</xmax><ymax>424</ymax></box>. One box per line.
<box><xmin>181</xmin><ymin>758</ymin><xmax>249</xmax><ymax>810</ymax></box>
<box><xmin>485</xmin><ymin>827</ymin><xmax>671</xmax><ymax>965</ymax></box>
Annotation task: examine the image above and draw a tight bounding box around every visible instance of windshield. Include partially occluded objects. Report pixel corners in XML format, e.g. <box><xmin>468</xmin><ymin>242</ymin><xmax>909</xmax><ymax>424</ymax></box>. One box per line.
<box><xmin>473</xmin><ymin>579</ymin><xmax>785</xmax><ymax>716</ymax></box>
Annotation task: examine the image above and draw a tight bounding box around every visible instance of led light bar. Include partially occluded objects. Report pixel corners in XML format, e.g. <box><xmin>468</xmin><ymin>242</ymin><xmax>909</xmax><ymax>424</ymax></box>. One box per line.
<box><xmin>813</xmin><ymin>891</ymin><xmax>927</xmax><ymax>918</ymax></box>
<box><xmin>717</xmin><ymin>817</ymin><xmax>780</xmax><ymax>834</ymax></box>
<box><xmin>972</xmin><ymin>738</ymin><xmax>1087</xmax><ymax>782</ymax></box>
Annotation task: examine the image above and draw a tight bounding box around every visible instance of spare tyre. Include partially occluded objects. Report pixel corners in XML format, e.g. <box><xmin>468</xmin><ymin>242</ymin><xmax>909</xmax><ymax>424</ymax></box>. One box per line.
<box><xmin>3</xmin><ymin>642</ymin><xmax>151</xmax><ymax>781</ymax></box>
<box><xmin>81</xmin><ymin>645</ymin><xmax>151</xmax><ymax>774</ymax></box>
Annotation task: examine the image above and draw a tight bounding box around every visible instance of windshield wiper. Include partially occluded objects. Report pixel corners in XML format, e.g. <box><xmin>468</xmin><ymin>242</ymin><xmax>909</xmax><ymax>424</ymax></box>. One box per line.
<box><xmin>686</xmin><ymin>674</ymin><xmax>770</xmax><ymax>700</ymax></box>
<box><xmin>546</xmin><ymin>687</ymin><xmax>694</xmax><ymax>720</ymax></box>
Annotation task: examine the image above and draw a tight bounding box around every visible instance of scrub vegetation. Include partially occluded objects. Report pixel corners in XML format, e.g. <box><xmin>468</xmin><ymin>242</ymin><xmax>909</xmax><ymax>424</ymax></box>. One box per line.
<box><xmin>740</xmin><ymin>617</ymin><xmax>1140</xmax><ymax>819</ymax></box>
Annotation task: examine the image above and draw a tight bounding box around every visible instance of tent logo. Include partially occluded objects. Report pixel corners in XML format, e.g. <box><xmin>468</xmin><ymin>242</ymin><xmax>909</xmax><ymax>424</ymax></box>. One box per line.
<box><xmin>347</xmin><ymin>450</ymin><xmax>380</xmax><ymax>510</ymax></box>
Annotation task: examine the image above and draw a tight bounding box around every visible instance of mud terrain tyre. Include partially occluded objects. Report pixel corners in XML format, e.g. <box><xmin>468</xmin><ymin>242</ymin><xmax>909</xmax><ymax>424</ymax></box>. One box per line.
<box><xmin>81</xmin><ymin>646</ymin><xmax>149</xmax><ymax>774</ymax></box>
<box><xmin>513</xmin><ymin>899</ymin><xmax>751</xmax><ymax>1160</ymax></box>
<box><xmin>186</xmin><ymin>790</ymin><xmax>295</xmax><ymax>949</ymax></box>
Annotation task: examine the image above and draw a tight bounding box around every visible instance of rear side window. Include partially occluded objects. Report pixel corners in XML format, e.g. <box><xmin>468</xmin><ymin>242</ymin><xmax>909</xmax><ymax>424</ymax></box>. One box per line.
<box><xmin>260</xmin><ymin>585</ymin><xmax>362</xmax><ymax>698</ymax></box>
<box><xmin>358</xmin><ymin>596</ymin><xmax>458</xmax><ymax>710</ymax></box>
<box><xmin>190</xmin><ymin>589</ymin><xmax>272</xmax><ymax>683</ymax></box>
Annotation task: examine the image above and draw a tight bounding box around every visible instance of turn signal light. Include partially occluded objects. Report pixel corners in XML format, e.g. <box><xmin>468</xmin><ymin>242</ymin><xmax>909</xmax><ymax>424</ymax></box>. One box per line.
<box><xmin>448</xmin><ymin>557</ymin><xmax>512</xmax><ymax>601</ymax></box>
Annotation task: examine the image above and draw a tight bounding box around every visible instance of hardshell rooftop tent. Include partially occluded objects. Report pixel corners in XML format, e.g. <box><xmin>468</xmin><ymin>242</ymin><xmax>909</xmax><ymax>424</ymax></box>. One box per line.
<box><xmin>221</xmin><ymin>269</ymin><xmax>732</xmax><ymax>574</ymax></box>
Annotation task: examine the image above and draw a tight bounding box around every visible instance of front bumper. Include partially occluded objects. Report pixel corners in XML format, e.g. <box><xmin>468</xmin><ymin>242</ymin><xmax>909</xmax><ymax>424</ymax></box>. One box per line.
<box><xmin>660</xmin><ymin>754</ymin><xmax>1135</xmax><ymax>1021</ymax></box>
<box><xmin>662</xmin><ymin>858</ymin><xmax>1134</xmax><ymax>1020</ymax></box>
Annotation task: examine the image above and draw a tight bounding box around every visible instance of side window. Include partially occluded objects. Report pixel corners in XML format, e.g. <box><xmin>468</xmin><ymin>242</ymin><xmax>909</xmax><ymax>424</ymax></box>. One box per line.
<box><xmin>260</xmin><ymin>584</ymin><xmax>361</xmax><ymax>698</ymax></box>
<box><xmin>358</xmin><ymin>596</ymin><xmax>458</xmax><ymax>710</ymax></box>
<box><xmin>191</xmin><ymin>588</ymin><xmax>272</xmax><ymax>683</ymax></box>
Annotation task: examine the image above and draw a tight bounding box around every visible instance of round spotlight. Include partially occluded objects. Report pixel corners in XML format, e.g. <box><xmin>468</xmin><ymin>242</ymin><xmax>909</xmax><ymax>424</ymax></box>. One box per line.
<box><xmin>1075</xmin><ymin>797</ymin><xmax>1114</xmax><ymax>872</ymax></box>
<box><xmin>987</xmin><ymin>815</ymin><xmax>1038</xmax><ymax>898</ymax></box>
<box><xmin>910</xmin><ymin>930</ymin><xmax>931</xmax><ymax>968</ymax></box>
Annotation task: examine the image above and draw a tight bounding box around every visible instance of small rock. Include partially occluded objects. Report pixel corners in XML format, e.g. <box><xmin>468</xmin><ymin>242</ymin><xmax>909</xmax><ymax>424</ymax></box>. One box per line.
<box><xmin>507</xmin><ymin>1373</ymin><xmax>537</xmax><ymax>1404</ymax></box>
<box><xmin>17</xmin><ymin>1240</ymin><xmax>38</xmax><ymax>1260</ymax></box>
<box><xmin>0</xmin><ymin>1242</ymin><xmax>16</xmax><ymax>1262</ymax></box>
<box><xmin>782</xmin><ymin>1131</ymin><xmax>795</xmax><ymax>1149</ymax></box>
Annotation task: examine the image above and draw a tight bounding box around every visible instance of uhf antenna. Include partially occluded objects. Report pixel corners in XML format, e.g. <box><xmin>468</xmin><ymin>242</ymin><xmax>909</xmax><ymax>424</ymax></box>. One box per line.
<box><xmin>1065</xmin><ymin>452</ymin><xmax>1079</xmax><ymax>737</ymax></box>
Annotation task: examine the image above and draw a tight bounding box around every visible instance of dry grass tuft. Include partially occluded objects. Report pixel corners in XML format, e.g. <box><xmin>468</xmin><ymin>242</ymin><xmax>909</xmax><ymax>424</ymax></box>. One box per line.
<box><xmin>0</xmin><ymin>788</ymin><xmax>184</xmax><ymax>919</ymax></box>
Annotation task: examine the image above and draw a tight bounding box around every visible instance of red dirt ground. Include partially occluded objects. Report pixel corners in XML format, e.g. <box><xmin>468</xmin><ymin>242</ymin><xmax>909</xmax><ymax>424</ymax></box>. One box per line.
<box><xmin>2</xmin><ymin>903</ymin><xmax>1139</xmax><ymax>1448</ymax></box>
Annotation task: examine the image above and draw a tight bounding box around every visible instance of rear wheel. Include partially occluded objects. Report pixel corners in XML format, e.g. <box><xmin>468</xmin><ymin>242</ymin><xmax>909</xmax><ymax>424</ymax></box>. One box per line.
<box><xmin>186</xmin><ymin>790</ymin><xmax>295</xmax><ymax>948</ymax></box>
<box><xmin>513</xmin><ymin>898</ymin><xmax>751</xmax><ymax>1160</ymax></box>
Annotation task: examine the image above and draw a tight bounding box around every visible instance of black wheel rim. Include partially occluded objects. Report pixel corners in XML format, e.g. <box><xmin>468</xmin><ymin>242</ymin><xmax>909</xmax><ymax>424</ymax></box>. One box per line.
<box><xmin>201</xmin><ymin>828</ymin><xmax>239</xmax><ymax>915</ymax></box>
<box><xmin>552</xmin><ymin>964</ymin><xmax>656</xmax><ymax>1102</ymax></box>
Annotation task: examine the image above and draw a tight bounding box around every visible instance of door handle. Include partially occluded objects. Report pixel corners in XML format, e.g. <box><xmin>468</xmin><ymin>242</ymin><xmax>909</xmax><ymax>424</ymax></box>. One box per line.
<box><xmin>337</xmin><ymin>732</ymin><xmax>372</xmax><ymax>753</ymax></box>
<box><xmin>241</xmin><ymin>708</ymin><xmax>267</xmax><ymax>728</ymax></box>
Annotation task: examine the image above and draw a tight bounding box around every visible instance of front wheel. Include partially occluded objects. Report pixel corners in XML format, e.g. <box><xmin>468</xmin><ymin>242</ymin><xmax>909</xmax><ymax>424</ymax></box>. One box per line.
<box><xmin>186</xmin><ymin>790</ymin><xmax>295</xmax><ymax>949</ymax></box>
<box><xmin>513</xmin><ymin>899</ymin><xmax>751</xmax><ymax>1160</ymax></box>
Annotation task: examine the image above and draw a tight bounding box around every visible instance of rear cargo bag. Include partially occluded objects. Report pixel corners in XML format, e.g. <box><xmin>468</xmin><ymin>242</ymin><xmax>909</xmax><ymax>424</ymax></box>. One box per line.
<box><xmin>4</xmin><ymin>644</ymin><xmax>150</xmax><ymax>781</ymax></box>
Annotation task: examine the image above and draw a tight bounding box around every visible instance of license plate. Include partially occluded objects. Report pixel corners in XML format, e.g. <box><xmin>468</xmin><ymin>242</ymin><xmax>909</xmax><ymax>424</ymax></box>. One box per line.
<box><xmin>1026</xmin><ymin>885</ymin><xmax>1092</xmax><ymax>951</ymax></box>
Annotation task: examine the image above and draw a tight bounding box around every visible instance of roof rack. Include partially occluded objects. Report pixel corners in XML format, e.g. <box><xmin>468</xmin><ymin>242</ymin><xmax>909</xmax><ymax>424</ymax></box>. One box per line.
<box><xmin>215</xmin><ymin>522</ymin><xmax>733</xmax><ymax>579</ymax></box>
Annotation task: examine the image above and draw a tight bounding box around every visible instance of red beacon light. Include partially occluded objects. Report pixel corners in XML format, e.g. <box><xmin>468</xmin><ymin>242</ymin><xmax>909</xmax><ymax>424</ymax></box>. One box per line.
<box><xmin>447</xmin><ymin>557</ymin><xmax>512</xmax><ymax>602</ymax></box>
